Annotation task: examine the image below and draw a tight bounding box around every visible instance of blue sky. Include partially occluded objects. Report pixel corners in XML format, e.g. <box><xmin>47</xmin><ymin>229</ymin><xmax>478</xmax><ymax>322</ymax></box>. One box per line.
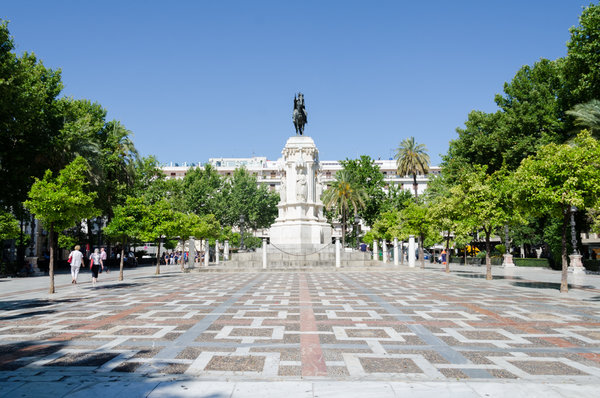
<box><xmin>2</xmin><ymin>1</ymin><xmax>592</xmax><ymax>166</ymax></box>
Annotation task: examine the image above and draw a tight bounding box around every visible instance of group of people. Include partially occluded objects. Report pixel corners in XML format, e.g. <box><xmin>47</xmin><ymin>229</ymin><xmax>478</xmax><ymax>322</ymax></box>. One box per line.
<box><xmin>160</xmin><ymin>250</ymin><xmax>206</xmax><ymax>265</ymax></box>
<box><xmin>68</xmin><ymin>246</ymin><xmax>108</xmax><ymax>287</ymax></box>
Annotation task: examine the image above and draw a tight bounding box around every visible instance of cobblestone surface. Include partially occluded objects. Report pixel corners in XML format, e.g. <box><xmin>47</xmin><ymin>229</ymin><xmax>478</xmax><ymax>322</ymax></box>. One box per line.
<box><xmin>1</xmin><ymin>268</ymin><xmax>600</xmax><ymax>384</ymax></box>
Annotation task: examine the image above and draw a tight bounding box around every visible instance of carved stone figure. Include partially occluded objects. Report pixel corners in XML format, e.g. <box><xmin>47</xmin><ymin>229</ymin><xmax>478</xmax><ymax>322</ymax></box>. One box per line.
<box><xmin>296</xmin><ymin>173</ymin><xmax>307</xmax><ymax>201</ymax></box>
<box><xmin>279</xmin><ymin>175</ymin><xmax>286</xmax><ymax>203</ymax></box>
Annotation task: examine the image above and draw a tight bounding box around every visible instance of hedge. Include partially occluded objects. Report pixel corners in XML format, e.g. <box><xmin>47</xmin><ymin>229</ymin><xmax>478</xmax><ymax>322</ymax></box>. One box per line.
<box><xmin>514</xmin><ymin>258</ymin><xmax>550</xmax><ymax>267</ymax></box>
<box><xmin>583</xmin><ymin>259</ymin><xmax>600</xmax><ymax>272</ymax></box>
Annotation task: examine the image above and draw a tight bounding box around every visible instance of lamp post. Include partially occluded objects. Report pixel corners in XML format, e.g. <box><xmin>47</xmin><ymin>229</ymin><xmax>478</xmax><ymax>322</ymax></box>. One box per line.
<box><xmin>570</xmin><ymin>206</ymin><xmax>578</xmax><ymax>255</ymax></box>
<box><xmin>568</xmin><ymin>205</ymin><xmax>585</xmax><ymax>274</ymax></box>
<box><xmin>239</xmin><ymin>214</ymin><xmax>245</xmax><ymax>251</ymax></box>
<box><xmin>354</xmin><ymin>214</ymin><xmax>360</xmax><ymax>249</ymax></box>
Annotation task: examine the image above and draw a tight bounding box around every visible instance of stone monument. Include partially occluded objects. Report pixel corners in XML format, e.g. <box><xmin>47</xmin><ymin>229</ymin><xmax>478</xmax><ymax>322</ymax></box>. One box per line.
<box><xmin>269</xmin><ymin>135</ymin><xmax>332</xmax><ymax>250</ymax></box>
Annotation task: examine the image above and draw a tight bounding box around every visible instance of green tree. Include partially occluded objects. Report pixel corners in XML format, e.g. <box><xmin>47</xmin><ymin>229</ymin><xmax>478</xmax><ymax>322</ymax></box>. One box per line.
<box><xmin>400</xmin><ymin>200</ymin><xmax>433</xmax><ymax>269</ymax></box>
<box><xmin>104</xmin><ymin>197</ymin><xmax>146</xmax><ymax>281</ymax></box>
<box><xmin>512</xmin><ymin>132</ymin><xmax>600</xmax><ymax>292</ymax></box>
<box><xmin>458</xmin><ymin>166</ymin><xmax>513</xmax><ymax>280</ymax></box>
<box><xmin>339</xmin><ymin>155</ymin><xmax>385</xmax><ymax>227</ymax></box>
<box><xmin>181</xmin><ymin>164</ymin><xmax>223</xmax><ymax>216</ymax></box>
<box><xmin>24</xmin><ymin>157</ymin><xmax>99</xmax><ymax>293</ymax></box>
<box><xmin>322</xmin><ymin>170</ymin><xmax>367</xmax><ymax>247</ymax></box>
<box><xmin>394</xmin><ymin>137</ymin><xmax>430</xmax><ymax>200</ymax></box>
<box><xmin>139</xmin><ymin>200</ymin><xmax>177</xmax><ymax>275</ymax></box>
<box><xmin>567</xmin><ymin>99</ymin><xmax>600</xmax><ymax>138</ymax></box>
<box><xmin>0</xmin><ymin>210</ymin><xmax>19</xmax><ymax>241</ymax></box>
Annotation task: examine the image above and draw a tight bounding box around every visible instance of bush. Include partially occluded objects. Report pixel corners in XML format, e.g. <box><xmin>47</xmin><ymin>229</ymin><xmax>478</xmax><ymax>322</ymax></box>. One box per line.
<box><xmin>476</xmin><ymin>250</ymin><xmax>487</xmax><ymax>259</ymax></box>
<box><xmin>514</xmin><ymin>258</ymin><xmax>550</xmax><ymax>267</ymax></box>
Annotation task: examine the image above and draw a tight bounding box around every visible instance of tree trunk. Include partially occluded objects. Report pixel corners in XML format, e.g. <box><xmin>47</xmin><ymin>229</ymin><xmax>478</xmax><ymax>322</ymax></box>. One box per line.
<box><xmin>119</xmin><ymin>243</ymin><xmax>125</xmax><ymax>281</ymax></box>
<box><xmin>341</xmin><ymin>211</ymin><xmax>346</xmax><ymax>248</ymax></box>
<box><xmin>48</xmin><ymin>223</ymin><xmax>55</xmax><ymax>294</ymax></box>
<box><xmin>485</xmin><ymin>230</ymin><xmax>492</xmax><ymax>280</ymax></box>
<box><xmin>419</xmin><ymin>234</ymin><xmax>425</xmax><ymax>269</ymax></box>
<box><xmin>445</xmin><ymin>233</ymin><xmax>451</xmax><ymax>273</ymax></box>
<box><xmin>155</xmin><ymin>238</ymin><xmax>162</xmax><ymax>275</ymax></box>
<box><xmin>561</xmin><ymin>208</ymin><xmax>569</xmax><ymax>293</ymax></box>
<box><xmin>464</xmin><ymin>247</ymin><xmax>467</xmax><ymax>265</ymax></box>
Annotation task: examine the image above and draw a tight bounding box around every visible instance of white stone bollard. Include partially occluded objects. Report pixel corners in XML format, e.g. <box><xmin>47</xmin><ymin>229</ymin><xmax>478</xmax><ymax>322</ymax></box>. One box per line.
<box><xmin>373</xmin><ymin>240</ymin><xmax>378</xmax><ymax>261</ymax></box>
<box><xmin>502</xmin><ymin>253</ymin><xmax>514</xmax><ymax>268</ymax></box>
<box><xmin>187</xmin><ymin>237</ymin><xmax>195</xmax><ymax>269</ymax></box>
<box><xmin>408</xmin><ymin>235</ymin><xmax>416</xmax><ymax>268</ymax></box>
<box><xmin>224</xmin><ymin>240</ymin><xmax>229</xmax><ymax>261</ymax></box>
<box><xmin>262</xmin><ymin>238</ymin><xmax>267</xmax><ymax>269</ymax></box>
<box><xmin>204</xmin><ymin>239</ymin><xmax>209</xmax><ymax>267</ymax></box>
<box><xmin>382</xmin><ymin>239</ymin><xmax>388</xmax><ymax>263</ymax></box>
<box><xmin>215</xmin><ymin>239</ymin><xmax>220</xmax><ymax>264</ymax></box>
<box><xmin>400</xmin><ymin>241</ymin><xmax>404</xmax><ymax>265</ymax></box>
<box><xmin>393</xmin><ymin>238</ymin><xmax>399</xmax><ymax>266</ymax></box>
<box><xmin>335</xmin><ymin>237</ymin><xmax>341</xmax><ymax>268</ymax></box>
<box><xmin>568</xmin><ymin>254</ymin><xmax>586</xmax><ymax>274</ymax></box>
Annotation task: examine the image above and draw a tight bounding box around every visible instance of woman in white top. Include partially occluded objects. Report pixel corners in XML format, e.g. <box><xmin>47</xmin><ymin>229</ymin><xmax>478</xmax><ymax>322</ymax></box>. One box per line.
<box><xmin>69</xmin><ymin>245</ymin><xmax>85</xmax><ymax>284</ymax></box>
<box><xmin>89</xmin><ymin>248</ymin><xmax>104</xmax><ymax>287</ymax></box>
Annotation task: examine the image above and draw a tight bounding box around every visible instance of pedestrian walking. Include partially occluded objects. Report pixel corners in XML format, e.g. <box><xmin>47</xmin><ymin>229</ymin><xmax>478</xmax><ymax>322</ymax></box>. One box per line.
<box><xmin>68</xmin><ymin>245</ymin><xmax>85</xmax><ymax>284</ymax></box>
<box><xmin>100</xmin><ymin>247</ymin><xmax>109</xmax><ymax>273</ymax></box>
<box><xmin>89</xmin><ymin>248</ymin><xmax>104</xmax><ymax>287</ymax></box>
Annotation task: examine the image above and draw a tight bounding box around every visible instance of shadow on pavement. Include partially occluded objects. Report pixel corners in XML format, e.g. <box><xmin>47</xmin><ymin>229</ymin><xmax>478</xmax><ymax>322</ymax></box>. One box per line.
<box><xmin>455</xmin><ymin>273</ymin><xmax>523</xmax><ymax>281</ymax></box>
<box><xmin>511</xmin><ymin>281</ymin><xmax>595</xmax><ymax>291</ymax></box>
<box><xmin>92</xmin><ymin>282</ymin><xmax>140</xmax><ymax>290</ymax></box>
<box><xmin>0</xmin><ymin>297</ymin><xmax>79</xmax><ymax>312</ymax></box>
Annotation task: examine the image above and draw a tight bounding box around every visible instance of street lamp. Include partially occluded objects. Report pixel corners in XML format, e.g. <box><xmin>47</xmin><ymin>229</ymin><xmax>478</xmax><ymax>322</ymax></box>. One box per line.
<box><xmin>570</xmin><ymin>206</ymin><xmax>578</xmax><ymax>255</ymax></box>
<box><xmin>354</xmin><ymin>214</ymin><xmax>361</xmax><ymax>249</ymax></box>
<box><xmin>239</xmin><ymin>214</ymin><xmax>245</xmax><ymax>251</ymax></box>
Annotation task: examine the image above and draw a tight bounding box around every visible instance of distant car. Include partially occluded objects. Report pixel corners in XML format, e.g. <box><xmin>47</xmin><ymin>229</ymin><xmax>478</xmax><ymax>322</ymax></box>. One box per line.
<box><xmin>122</xmin><ymin>252</ymin><xmax>138</xmax><ymax>267</ymax></box>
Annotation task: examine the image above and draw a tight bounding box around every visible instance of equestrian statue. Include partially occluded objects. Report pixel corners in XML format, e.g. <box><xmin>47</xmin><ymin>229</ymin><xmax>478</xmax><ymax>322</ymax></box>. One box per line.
<box><xmin>292</xmin><ymin>93</ymin><xmax>307</xmax><ymax>135</ymax></box>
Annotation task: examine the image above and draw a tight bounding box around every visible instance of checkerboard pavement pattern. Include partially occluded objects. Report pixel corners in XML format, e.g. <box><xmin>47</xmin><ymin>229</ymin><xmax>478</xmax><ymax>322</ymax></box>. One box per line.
<box><xmin>1</xmin><ymin>270</ymin><xmax>600</xmax><ymax>383</ymax></box>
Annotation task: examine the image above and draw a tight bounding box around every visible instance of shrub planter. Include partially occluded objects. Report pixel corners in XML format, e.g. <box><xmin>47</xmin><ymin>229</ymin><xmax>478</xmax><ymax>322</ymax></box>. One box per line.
<box><xmin>514</xmin><ymin>258</ymin><xmax>550</xmax><ymax>268</ymax></box>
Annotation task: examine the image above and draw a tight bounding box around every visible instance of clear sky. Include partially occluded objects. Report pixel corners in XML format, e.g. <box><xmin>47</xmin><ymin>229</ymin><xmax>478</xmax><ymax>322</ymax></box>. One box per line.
<box><xmin>2</xmin><ymin>1</ymin><xmax>593</xmax><ymax>166</ymax></box>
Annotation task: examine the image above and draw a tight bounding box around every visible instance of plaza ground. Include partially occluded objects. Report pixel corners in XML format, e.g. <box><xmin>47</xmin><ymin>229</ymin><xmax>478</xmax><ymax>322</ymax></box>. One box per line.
<box><xmin>1</xmin><ymin>262</ymin><xmax>599</xmax><ymax>397</ymax></box>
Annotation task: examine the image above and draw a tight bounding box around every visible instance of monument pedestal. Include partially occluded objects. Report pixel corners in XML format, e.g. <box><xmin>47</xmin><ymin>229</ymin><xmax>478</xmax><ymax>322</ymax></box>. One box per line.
<box><xmin>502</xmin><ymin>253</ymin><xmax>515</xmax><ymax>268</ymax></box>
<box><xmin>269</xmin><ymin>136</ymin><xmax>332</xmax><ymax>250</ymax></box>
<box><xmin>568</xmin><ymin>254</ymin><xmax>586</xmax><ymax>274</ymax></box>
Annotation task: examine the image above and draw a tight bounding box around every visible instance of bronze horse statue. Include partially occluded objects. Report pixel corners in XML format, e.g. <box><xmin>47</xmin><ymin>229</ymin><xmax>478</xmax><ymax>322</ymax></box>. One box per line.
<box><xmin>293</xmin><ymin>93</ymin><xmax>307</xmax><ymax>135</ymax></box>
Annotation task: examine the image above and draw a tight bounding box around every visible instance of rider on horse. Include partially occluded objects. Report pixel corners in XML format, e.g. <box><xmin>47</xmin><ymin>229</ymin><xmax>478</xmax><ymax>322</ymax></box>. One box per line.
<box><xmin>293</xmin><ymin>93</ymin><xmax>307</xmax><ymax>135</ymax></box>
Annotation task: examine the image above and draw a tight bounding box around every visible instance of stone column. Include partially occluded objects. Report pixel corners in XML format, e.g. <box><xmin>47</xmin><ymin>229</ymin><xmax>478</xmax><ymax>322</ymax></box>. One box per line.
<box><xmin>502</xmin><ymin>253</ymin><xmax>514</xmax><ymax>268</ymax></box>
<box><xmin>224</xmin><ymin>240</ymin><xmax>229</xmax><ymax>261</ymax></box>
<box><xmin>187</xmin><ymin>237</ymin><xmax>195</xmax><ymax>269</ymax></box>
<box><xmin>568</xmin><ymin>254</ymin><xmax>586</xmax><ymax>274</ymax></box>
<box><xmin>262</xmin><ymin>238</ymin><xmax>267</xmax><ymax>269</ymax></box>
<box><xmin>400</xmin><ymin>241</ymin><xmax>404</xmax><ymax>265</ymax></box>
<box><xmin>215</xmin><ymin>240</ymin><xmax>219</xmax><ymax>265</ymax></box>
<box><xmin>204</xmin><ymin>240</ymin><xmax>209</xmax><ymax>267</ymax></box>
<box><xmin>373</xmin><ymin>240</ymin><xmax>378</xmax><ymax>261</ymax></box>
<box><xmin>335</xmin><ymin>237</ymin><xmax>341</xmax><ymax>268</ymax></box>
<box><xmin>393</xmin><ymin>238</ymin><xmax>399</xmax><ymax>266</ymax></box>
<box><xmin>382</xmin><ymin>239</ymin><xmax>388</xmax><ymax>264</ymax></box>
<box><xmin>408</xmin><ymin>235</ymin><xmax>416</xmax><ymax>268</ymax></box>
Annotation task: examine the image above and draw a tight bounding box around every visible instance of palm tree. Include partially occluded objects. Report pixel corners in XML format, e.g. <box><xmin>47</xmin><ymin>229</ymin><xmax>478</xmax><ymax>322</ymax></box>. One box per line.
<box><xmin>394</xmin><ymin>137</ymin><xmax>430</xmax><ymax>201</ymax></box>
<box><xmin>567</xmin><ymin>99</ymin><xmax>600</xmax><ymax>138</ymax></box>
<box><xmin>322</xmin><ymin>170</ymin><xmax>367</xmax><ymax>247</ymax></box>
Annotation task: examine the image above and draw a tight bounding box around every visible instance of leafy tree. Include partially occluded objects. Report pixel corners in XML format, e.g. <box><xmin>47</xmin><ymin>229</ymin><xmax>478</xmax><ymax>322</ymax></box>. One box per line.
<box><xmin>216</xmin><ymin>168</ymin><xmax>279</xmax><ymax>231</ymax></box>
<box><xmin>181</xmin><ymin>164</ymin><xmax>223</xmax><ymax>216</ymax></box>
<box><xmin>369</xmin><ymin>210</ymin><xmax>406</xmax><ymax>243</ymax></box>
<box><xmin>394</xmin><ymin>137</ymin><xmax>430</xmax><ymax>200</ymax></box>
<box><xmin>512</xmin><ymin>132</ymin><xmax>600</xmax><ymax>292</ymax></box>
<box><xmin>400</xmin><ymin>200</ymin><xmax>434</xmax><ymax>269</ymax></box>
<box><xmin>104</xmin><ymin>197</ymin><xmax>146</xmax><ymax>281</ymax></box>
<box><xmin>339</xmin><ymin>156</ymin><xmax>385</xmax><ymax>227</ymax></box>
<box><xmin>563</xmin><ymin>3</ymin><xmax>600</xmax><ymax>109</ymax></box>
<box><xmin>457</xmin><ymin>166</ymin><xmax>513</xmax><ymax>280</ymax></box>
<box><xmin>567</xmin><ymin>99</ymin><xmax>600</xmax><ymax>138</ymax></box>
<box><xmin>0</xmin><ymin>211</ymin><xmax>19</xmax><ymax>257</ymax></box>
<box><xmin>380</xmin><ymin>184</ymin><xmax>415</xmax><ymax>214</ymax></box>
<box><xmin>138</xmin><ymin>200</ymin><xmax>176</xmax><ymax>275</ymax></box>
<box><xmin>24</xmin><ymin>157</ymin><xmax>99</xmax><ymax>293</ymax></box>
<box><xmin>322</xmin><ymin>170</ymin><xmax>367</xmax><ymax>247</ymax></box>
<box><xmin>170</xmin><ymin>212</ymin><xmax>220</xmax><ymax>270</ymax></box>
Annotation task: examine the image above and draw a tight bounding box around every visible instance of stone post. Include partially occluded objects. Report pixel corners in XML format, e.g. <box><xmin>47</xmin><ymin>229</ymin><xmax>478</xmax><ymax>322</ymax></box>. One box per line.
<box><xmin>204</xmin><ymin>240</ymin><xmax>209</xmax><ymax>267</ymax></box>
<box><xmin>335</xmin><ymin>237</ymin><xmax>341</xmax><ymax>268</ymax></box>
<box><xmin>400</xmin><ymin>241</ymin><xmax>404</xmax><ymax>265</ymax></box>
<box><xmin>262</xmin><ymin>238</ymin><xmax>267</xmax><ymax>269</ymax></box>
<box><xmin>373</xmin><ymin>240</ymin><xmax>378</xmax><ymax>261</ymax></box>
<box><xmin>215</xmin><ymin>239</ymin><xmax>220</xmax><ymax>265</ymax></box>
<box><xmin>408</xmin><ymin>235</ymin><xmax>416</xmax><ymax>268</ymax></box>
<box><xmin>187</xmin><ymin>237</ymin><xmax>195</xmax><ymax>269</ymax></box>
<box><xmin>382</xmin><ymin>239</ymin><xmax>388</xmax><ymax>264</ymax></box>
<box><xmin>224</xmin><ymin>240</ymin><xmax>229</xmax><ymax>261</ymax></box>
<box><xmin>393</xmin><ymin>238</ymin><xmax>399</xmax><ymax>266</ymax></box>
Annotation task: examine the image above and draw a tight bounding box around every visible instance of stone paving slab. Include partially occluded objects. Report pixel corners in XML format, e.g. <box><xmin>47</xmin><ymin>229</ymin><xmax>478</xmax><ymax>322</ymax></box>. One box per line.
<box><xmin>1</xmin><ymin>265</ymin><xmax>600</xmax><ymax>396</ymax></box>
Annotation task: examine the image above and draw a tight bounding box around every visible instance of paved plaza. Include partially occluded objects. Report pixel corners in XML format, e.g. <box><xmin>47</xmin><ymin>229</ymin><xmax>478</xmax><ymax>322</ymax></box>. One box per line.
<box><xmin>1</xmin><ymin>264</ymin><xmax>600</xmax><ymax>397</ymax></box>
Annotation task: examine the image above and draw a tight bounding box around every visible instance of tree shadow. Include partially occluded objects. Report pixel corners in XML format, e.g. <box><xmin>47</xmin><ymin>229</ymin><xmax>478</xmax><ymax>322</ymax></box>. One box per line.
<box><xmin>0</xmin><ymin>340</ymin><xmax>67</xmax><ymax>371</ymax></box>
<box><xmin>455</xmin><ymin>273</ymin><xmax>523</xmax><ymax>280</ymax></box>
<box><xmin>0</xmin><ymin>309</ymin><xmax>56</xmax><ymax>321</ymax></box>
<box><xmin>0</xmin><ymin>297</ymin><xmax>79</xmax><ymax>311</ymax></box>
<box><xmin>511</xmin><ymin>281</ymin><xmax>595</xmax><ymax>291</ymax></box>
<box><xmin>92</xmin><ymin>282</ymin><xmax>140</xmax><ymax>290</ymax></box>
